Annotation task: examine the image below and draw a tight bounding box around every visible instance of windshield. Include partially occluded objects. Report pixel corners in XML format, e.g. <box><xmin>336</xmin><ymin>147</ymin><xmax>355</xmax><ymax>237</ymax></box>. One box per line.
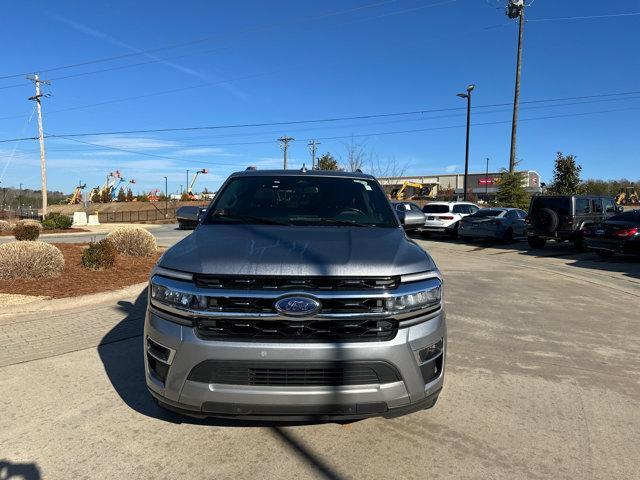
<box><xmin>203</xmin><ymin>175</ymin><xmax>398</xmax><ymax>227</ymax></box>
<box><xmin>470</xmin><ymin>209</ymin><xmax>504</xmax><ymax>217</ymax></box>
<box><xmin>423</xmin><ymin>204</ymin><xmax>450</xmax><ymax>214</ymax></box>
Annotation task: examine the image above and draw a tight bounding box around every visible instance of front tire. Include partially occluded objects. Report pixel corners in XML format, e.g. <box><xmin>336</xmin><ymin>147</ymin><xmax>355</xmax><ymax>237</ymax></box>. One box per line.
<box><xmin>420</xmin><ymin>231</ymin><xmax>431</xmax><ymax>239</ymax></box>
<box><xmin>574</xmin><ymin>233</ymin><xmax>588</xmax><ymax>253</ymax></box>
<box><xmin>449</xmin><ymin>223</ymin><xmax>459</xmax><ymax>240</ymax></box>
<box><xmin>502</xmin><ymin>228</ymin><xmax>514</xmax><ymax>243</ymax></box>
<box><xmin>527</xmin><ymin>236</ymin><xmax>547</xmax><ymax>249</ymax></box>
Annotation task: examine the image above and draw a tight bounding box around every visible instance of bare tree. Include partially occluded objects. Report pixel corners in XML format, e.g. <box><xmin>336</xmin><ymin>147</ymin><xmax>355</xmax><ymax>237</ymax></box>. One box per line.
<box><xmin>341</xmin><ymin>137</ymin><xmax>369</xmax><ymax>172</ymax></box>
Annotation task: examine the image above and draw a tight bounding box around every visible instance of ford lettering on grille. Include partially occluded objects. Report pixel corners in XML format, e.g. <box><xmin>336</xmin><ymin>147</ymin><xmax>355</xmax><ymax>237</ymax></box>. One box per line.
<box><xmin>274</xmin><ymin>296</ymin><xmax>321</xmax><ymax>317</ymax></box>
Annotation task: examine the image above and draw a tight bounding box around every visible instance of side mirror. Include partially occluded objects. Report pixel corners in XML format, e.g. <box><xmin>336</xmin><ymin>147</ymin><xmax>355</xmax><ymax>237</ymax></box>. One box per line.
<box><xmin>399</xmin><ymin>210</ymin><xmax>426</xmax><ymax>228</ymax></box>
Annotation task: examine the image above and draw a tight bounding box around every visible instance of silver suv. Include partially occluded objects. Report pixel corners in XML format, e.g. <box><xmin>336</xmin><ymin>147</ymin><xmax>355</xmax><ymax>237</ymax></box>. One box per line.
<box><xmin>145</xmin><ymin>169</ymin><xmax>446</xmax><ymax>420</ymax></box>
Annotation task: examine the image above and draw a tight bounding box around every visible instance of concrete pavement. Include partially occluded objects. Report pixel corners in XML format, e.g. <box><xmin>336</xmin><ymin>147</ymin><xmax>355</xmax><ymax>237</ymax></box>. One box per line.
<box><xmin>1</xmin><ymin>237</ymin><xmax>639</xmax><ymax>479</ymax></box>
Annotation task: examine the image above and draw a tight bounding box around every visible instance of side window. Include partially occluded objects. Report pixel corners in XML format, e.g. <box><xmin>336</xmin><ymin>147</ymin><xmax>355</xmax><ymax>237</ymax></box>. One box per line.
<box><xmin>603</xmin><ymin>199</ymin><xmax>615</xmax><ymax>213</ymax></box>
<box><xmin>453</xmin><ymin>204</ymin><xmax>470</xmax><ymax>214</ymax></box>
<box><xmin>506</xmin><ymin>210</ymin><xmax>518</xmax><ymax>219</ymax></box>
<box><xmin>575</xmin><ymin>198</ymin><xmax>590</xmax><ymax>214</ymax></box>
<box><xmin>517</xmin><ymin>210</ymin><xmax>527</xmax><ymax>219</ymax></box>
<box><xmin>469</xmin><ymin>205</ymin><xmax>479</xmax><ymax>214</ymax></box>
<box><xmin>592</xmin><ymin>199</ymin><xmax>603</xmax><ymax>214</ymax></box>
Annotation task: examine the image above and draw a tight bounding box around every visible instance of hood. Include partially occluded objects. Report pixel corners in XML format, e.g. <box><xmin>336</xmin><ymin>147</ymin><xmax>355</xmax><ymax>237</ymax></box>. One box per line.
<box><xmin>159</xmin><ymin>224</ymin><xmax>435</xmax><ymax>277</ymax></box>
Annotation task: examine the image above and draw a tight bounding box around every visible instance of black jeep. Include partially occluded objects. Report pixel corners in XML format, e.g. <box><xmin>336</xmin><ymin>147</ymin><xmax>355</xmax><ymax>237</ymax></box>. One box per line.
<box><xmin>525</xmin><ymin>195</ymin><xmax>620</xmax><ymax>250</ymax></box>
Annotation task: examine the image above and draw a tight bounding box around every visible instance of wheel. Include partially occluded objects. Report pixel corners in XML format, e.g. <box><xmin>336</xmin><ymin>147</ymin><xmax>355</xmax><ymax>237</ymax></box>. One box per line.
<box><xmin>420</xmin><ymin>231</ymin><xmax>431</xmax><ymax>239</ymax></box>
<box><xmin>502</xmin><ymin>228</ymin><xmax>514</xmax><ymax>243</ymax></box>
<box><xmin>449</xmin><ymin>223</ymin><xmax>459</xmax><ymax>240</ymax></box>
<box><xmin>527</xmin><ymin>236</ymin><xmax>547</xmax><ymax>249</ymax></box>
<box><xmin>532</xmin><ymin>208</ymin><xmax>559</xmax><ymax>234</ymax></box>
<box><xmin>596</xmin><ymin>249</ymin><xmax>615</xmax><ymax>258</ymax></box>
<box><xmin>574</xmin><ymin>233</ymin><xmax>588</xmax><ymax>253</ymax></box>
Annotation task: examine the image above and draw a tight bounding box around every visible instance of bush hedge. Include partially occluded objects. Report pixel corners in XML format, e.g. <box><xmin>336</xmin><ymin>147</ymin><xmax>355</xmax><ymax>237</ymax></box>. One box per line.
<box><xmin>16</xmin><ymin>219</ymin><xmax>43</xmax><ymax>232</ymax></box>
<box><xmin>0</xmin><ymin>241</ymin><xmax>64</xmax><ymax>279</ymax></box>
<box><xmin>106</xmin><ymin>226</ymin><xmax>157</xmax><ymax>257</ymax></box>
<box><xmin>81</xmin><ymin>239</ymin><xmax>117</xmax><ymax>270</ymax></box>
<box><xmin>0</xmin><ymin>220</ymin><xmax>11</xmax><ymax>234</ymax></box>
<box><xmin>13</xmin><ymin>223</ymin><xmax>41</xmax><ymax>241</ymax></box>
<box><xmin>42</xmin><ymin>212</ymin><xmax>73</xmax><ymax>230</ymax></box>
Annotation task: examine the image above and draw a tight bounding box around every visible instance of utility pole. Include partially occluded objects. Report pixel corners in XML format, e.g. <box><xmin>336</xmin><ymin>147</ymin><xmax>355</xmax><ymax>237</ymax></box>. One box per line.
<box><xmin>27</xmin><ymin>73</ymin><xmax>50</xmax><ymax>216</ymax></box>
<box><xmin>308</xmin><ymin>139</ymin><xmax>320</xmax><ymax>170</ymax></box>
<box><xmin>507</xmin><ymin>0</ymin><xmax>525</xmax><ymax>172</ymax></box>
<box><xmin>485</xmin><ymin>158</ymin><xmax>489</xmax><ymax>199</ymax></box>
<box><xmin>278</xmin><ymin>136</ymin><xmax>294</xmax><ymax>169</ymax></box>
<box><xmin>457</xmin><ymin>84</ymin><xmax>475</xmax><ymax>202</ymax></box>
<box><xmin>19</xmin><ymin>183</ymin><xmax>22</xmax><ymax>211</ymax></box>
<box><xmin>186</xmin><ymin>170</ymin><xmax>189</xmax><ymax>195</ymax></box>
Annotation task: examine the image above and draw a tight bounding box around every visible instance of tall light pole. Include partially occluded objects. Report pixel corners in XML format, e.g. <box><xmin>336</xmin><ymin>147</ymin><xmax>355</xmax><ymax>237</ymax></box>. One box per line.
<box><xmin>485</xmin><ymin>158</ymin><xmax>490</xmax><ymax>200</ymax></box>
<box><xmin>507</xmin><ymin>0</ymin><xmax>525</xmax><ymax>172</ymax></box>
<box><xmin>457</xmin><ymin>84</ymin><xmax>475</xmax><ymax>202</ymax></box>
<box><xmin>19</xmin><ymin>183</ymin><xmax>22</xmax><ymax>211</ymax></box>
<box><xmin>186</xmin><ymin>170</ymin><xmax>189</xmax><ymax>195</ymax></box>
<box><xmin>164</xmin><ymin>176</ymin><xmax>168</xmax><ymax>215</ymax></box>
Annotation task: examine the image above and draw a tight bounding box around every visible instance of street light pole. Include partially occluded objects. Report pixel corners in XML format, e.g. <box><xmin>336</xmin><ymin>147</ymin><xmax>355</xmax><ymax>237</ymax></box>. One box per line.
<box><xmin>457</xmin><ymin>84</ymin><xmax>475</xmax><ymax>202</ymax></box>
<box><xmin>485</xmin><ymin>158</ymin><xmax>489</xmax><ymax>200</ymax></box>
<box><xmin>164</xmin><ymin>176</ymin><xmax>168</xmax><ymax>215</ymax></box>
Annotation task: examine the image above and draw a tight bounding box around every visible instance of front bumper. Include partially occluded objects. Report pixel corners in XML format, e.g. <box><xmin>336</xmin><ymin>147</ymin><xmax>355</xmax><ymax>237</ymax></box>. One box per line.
<box><xmin>144</xmin><ymin>308</ymin><xmax>446</xmax><ymax>420</ymax></box>
<box><xmin>585</xmin><ymin>237</ymin><xmax>640</xmax><ymax>255</ymax></box>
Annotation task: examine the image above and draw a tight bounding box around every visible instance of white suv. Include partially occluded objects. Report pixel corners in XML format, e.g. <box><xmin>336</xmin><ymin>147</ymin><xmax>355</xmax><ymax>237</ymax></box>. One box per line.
<box><xmin>421</xmin><ymin>201</ymin><xmax>479</xmax><ymax>238</ymax></box>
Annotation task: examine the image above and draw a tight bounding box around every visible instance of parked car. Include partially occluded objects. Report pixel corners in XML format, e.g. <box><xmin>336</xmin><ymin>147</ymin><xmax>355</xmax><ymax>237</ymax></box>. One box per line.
<box><xmin>391</xmin><ymin>201</ymin><xmax>427</xmax><ymax>232</ymax></box>
<box><xmin>583</xmin><ymin>209</ymin><xmax>640</xmax><ymax>257</ymax></box>
<box><xmin>176</xmin><ymin>206</ymin><xmax>206</xmax><ymax>229</ymax></box>
<box><xmin>458</xmin><ymin>207</ymin><xmax>527</xmax><ymax>242</ymax></box>
<box><xmin>146</xmin><ymin>169</ymin><xmax>446</xmax><ymax>420</ymax></box>
<box><xmin>526</xmin><ymin>195</ymin><xmax>620</xmax><ymax>251</ymax></box>
<box><xmin>421</xmin><ymin>201</ymin><xmax>479</xmax><ymax>238</ymax></box>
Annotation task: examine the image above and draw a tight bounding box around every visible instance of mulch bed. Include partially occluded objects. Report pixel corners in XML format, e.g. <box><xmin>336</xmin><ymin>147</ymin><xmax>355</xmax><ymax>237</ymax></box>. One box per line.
<box><xmin>0</xmin><ymin>227</ymin><xmax>90</xmax><ymax>236</ymax></box>
<box><xmin>0</xmin><ymin>243</ymin><xmax>162</xmax><ymax>298</ymax></box>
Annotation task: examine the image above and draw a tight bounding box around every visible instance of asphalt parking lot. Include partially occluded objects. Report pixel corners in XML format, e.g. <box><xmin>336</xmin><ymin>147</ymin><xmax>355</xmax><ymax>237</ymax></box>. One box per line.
<box><xmin>1</xmin><ymin>231</ymin><xmax>639</xmax><ymax>479</ymax></box>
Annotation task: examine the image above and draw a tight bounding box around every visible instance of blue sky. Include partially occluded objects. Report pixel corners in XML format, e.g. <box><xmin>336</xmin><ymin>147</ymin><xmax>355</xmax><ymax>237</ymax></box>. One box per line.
<box><xmin>0</xmin><ymin>0</ymin><xmax>638</xmax><ymax>195</ymax></box>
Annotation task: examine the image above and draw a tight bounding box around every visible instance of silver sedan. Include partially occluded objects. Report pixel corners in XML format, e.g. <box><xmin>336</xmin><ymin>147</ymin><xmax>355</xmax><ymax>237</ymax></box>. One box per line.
<box><xmin>458</xmin><ymin>207</ymin><xmax>527</xmax><ymax>242</ymax></box>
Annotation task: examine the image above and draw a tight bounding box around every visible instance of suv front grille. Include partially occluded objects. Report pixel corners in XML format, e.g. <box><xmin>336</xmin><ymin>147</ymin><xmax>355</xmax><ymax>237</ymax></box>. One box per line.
<box><xmin>195</xmin><ymin>317</ymin><xmax>398</xmax><ymax>342</ymax></box>
<box><xmin>200</xmin><ymin>297</ymin><xmax>385</xmax><ymax>314</ymax></box>
<box><xmin>193</xmin><ymin>274</ymin><xmax>399</xmax><ymax>291</ymax></box>
<box><xmin>188</xmin><ymin>361</ymin><xmax>401</xmax><ymax>386</ymax></box>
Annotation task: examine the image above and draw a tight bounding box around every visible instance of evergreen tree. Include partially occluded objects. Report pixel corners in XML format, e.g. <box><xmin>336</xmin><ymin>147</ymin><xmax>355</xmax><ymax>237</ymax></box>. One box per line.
<box><xmin>317</xmin><ymin>153</ymin><xmax>339</xmax><ymax>171</ymax></box>
<box><xmin>116</xmin><ymin>187</ymin><xmax>126</xmax><ymax>202</ymax></box>
<box><xmin>548</xmin><ymin>152</ymin><xmax>582</xmax><ymax>195</ymax></box>
<box><xmin>495</xmin><ymin>169</ymin><xmax>530</xmax><ymax>209</ymax></box>
<box><xmin>126</xmin><ymin>188</ymin><xmax>134</xmax><ymax>202</ymax></box>
<box><xmin>100</xmin><ymin>188</ymin><xmax>112</xmax><ymax>203</ymax></box>
<box><xmin>90</xmin><ymin>189</ymin><xmax>101</xmax><ymax>203</ymax></box>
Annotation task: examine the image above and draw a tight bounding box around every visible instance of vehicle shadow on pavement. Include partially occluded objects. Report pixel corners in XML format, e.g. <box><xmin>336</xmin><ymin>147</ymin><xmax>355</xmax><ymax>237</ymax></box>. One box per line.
<box><xmin>0</xmin><ymin>460</ymin><xmax>41</xmax><ymax>480</ymax></box>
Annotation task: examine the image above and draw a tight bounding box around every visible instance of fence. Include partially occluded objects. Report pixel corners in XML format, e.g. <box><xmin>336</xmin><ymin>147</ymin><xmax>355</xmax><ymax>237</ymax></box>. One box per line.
<box><xmin>97</xmin><ymin>202</ymin><xmax>208</xmax><ymax>223</ymax></box>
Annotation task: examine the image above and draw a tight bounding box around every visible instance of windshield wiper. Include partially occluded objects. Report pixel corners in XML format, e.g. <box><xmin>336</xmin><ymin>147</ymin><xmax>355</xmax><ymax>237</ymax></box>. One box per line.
<box><xmin>210</xmin><ymin>212</ymin><xmax>290</xmax><ymax>226</ymax></box>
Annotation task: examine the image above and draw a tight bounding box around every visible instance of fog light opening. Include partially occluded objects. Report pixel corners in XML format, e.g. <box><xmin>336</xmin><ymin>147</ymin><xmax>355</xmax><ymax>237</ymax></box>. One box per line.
<box><xmin>419</xmin><ymin>338</ymin><xmax>444</xmax><ymax>363</ymax></box>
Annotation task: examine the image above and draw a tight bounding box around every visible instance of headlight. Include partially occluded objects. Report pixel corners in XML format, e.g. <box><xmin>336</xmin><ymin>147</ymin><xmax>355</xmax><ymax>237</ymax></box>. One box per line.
<box><xmin>151</xmin><ymin>283</ymin><xmax>208</xmax><ymax>310</ymax></box>
<box><xmin>384</xmin><ymin>286</ymin><xmax>441</xmax><ymax>313</ymax></box>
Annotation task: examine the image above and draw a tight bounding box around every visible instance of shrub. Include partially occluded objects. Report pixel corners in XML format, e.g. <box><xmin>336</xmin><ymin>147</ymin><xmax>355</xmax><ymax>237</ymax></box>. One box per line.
<box><xmin>42</xmin><ymin>212</ymin><xmax>73</xmax><ymax>230</ymax></box>
<box><xmin>0</xmin><ymin>241</ymin><xmax>64</xmax><ymax>279</ymax></box>
<box><xmin>106</xmin><ymin>226</ymin><xmax>157</xmax><ymax>257</ymax></box>
<box><xmin>16</xmin><ymin>219</ymin><xmax>43</xmax><ymax>232</ymax></box>
<box><xmin>81</xmin><ymin>239</ymin><xmax>117</xmax><ymax>270</ymax></box>
<box><xmin>0</xmin><ymin>220</ymin><xmax>12</xmax><ymax>234</ymax></box>
<box><xmin>13</xmin><ymin>223</ymin><xmax>41</xmax><ymax>241</ymax></box>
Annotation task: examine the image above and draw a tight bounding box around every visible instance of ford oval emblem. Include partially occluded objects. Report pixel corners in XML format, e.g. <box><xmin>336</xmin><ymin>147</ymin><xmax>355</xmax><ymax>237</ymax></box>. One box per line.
<box><xmin>274</xmin><ymin>296</ymin><xmax>321</xmax><ymax>317</ymax></box>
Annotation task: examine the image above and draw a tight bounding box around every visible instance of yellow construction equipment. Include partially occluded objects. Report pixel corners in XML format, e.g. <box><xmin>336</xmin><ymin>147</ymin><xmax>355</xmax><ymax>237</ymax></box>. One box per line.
<box><xmin>615</xmin><ymin>186</ymin><xmax>640</xmax><ymax>206</ymax></box>
<box><xmin>390</xmin><ymin>181</ymin><xmax>435</xmax><ymax>200</ymax></box>
<box><xmin>67</xmin><ymin>183</ymin><xmax>86</xmax><ymax>204</ymax></box>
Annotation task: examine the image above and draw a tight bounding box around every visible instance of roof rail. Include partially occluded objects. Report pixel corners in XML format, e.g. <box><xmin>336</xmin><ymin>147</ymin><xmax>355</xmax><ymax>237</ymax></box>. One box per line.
<box><xmin>245</xmin><ymin>166</ymin><xmax>257</xmax><ymax>170</ymax></box>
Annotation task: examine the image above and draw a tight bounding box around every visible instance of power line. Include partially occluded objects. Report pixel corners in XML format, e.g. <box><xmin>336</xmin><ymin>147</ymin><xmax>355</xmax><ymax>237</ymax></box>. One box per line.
<box><xmin>33</xmin><ymin>90</ymin><xmax>640</xmax><ymax>139</ymax></box>
<box><xmin>528</xmin><ymin>12</ymin><xmax>640</xmax><ymax>22</ymax></box>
